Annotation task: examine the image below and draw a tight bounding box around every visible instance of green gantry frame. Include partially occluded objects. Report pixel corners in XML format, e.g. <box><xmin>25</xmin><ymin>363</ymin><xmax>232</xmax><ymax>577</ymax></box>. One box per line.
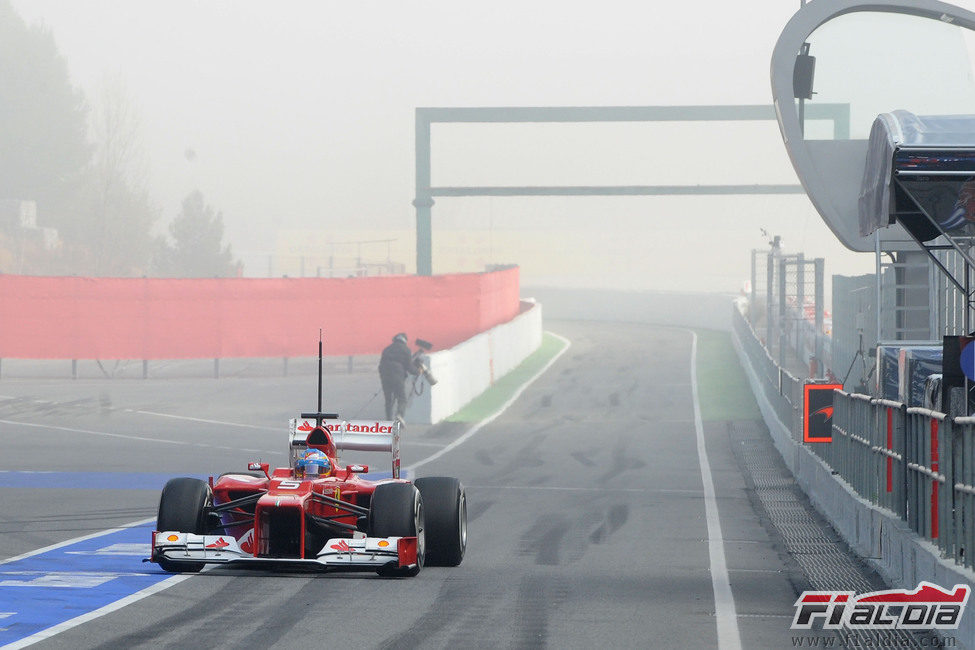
<box><xmin>413</xmin><ymin>104</ymin><xmax>850</xmax><ymax>275</ymax></box>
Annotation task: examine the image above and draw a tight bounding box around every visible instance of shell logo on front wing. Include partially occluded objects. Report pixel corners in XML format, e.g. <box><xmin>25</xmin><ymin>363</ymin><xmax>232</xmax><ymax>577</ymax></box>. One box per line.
<box><xmin>239</xmin><ymin>528</ymin><xmax>254</xmax><ymax>554</ymax></box>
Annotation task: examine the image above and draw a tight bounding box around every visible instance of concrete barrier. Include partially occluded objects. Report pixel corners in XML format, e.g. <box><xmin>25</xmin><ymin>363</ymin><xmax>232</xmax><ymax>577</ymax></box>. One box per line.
<box><xmin>405</xmin><ymin>301</ymin><xmax>543</xmax><ymax>424</ymax></box>
<box><xmin>524</xmin><ymin>286</ymin><xmax>735</xmax><ymax>331</ymax></box>
<box><xmin>732</xmin><ymin>318</ymin><xmax>975</xmax><ymax>649</ymax></box>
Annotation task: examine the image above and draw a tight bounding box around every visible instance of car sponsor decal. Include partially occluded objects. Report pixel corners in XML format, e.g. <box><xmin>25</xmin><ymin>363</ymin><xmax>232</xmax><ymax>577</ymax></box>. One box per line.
<box><xmin>204</xmin><ymin>537</ymin><xmax>230</xmax><ymax>550</ymax></box>
<box><xmin>238</xmin><ymin>529</ymin><xmax>255</xmax><ymax>555</ymax></box>
<box><xmin>0</xmin><ymin>521</ymin><xmax>179</xmax><ymax>647</ymax></box>
<box><xmin>296</xmin><ymin>420</ymin><xmax>396</xmax><ymax>434</ymax></box>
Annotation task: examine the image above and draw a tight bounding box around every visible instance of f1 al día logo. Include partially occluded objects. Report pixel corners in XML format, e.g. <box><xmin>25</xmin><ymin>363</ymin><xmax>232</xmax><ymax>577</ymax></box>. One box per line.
<box><xmin>792</xmin><ymin>582</ymin><xmax>970</xmax><ymax>630</ymax></box>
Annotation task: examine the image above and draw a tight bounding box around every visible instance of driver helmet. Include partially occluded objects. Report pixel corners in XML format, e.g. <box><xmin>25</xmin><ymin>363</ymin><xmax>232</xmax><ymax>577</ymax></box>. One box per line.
<box><xmin>295</xmin><ymin>448</ymin><xmax>332</xmax><ymax>478</ymax></box>
<box><xmin>393</xmin><ymin>332</ymin><xmax>408</xmax><ymax>344</ymax></box>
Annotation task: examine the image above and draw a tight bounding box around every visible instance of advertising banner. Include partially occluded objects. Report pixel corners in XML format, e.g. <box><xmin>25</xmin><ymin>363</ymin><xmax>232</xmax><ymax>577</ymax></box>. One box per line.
<box><xmin>804</xmin><ymin>383</ymin><xmax>842</xmax><ymax>443</ymax></box>
<box><xmin>0</xmin><ymin>268</ymin><xmax>520</xmax><ymax>359</ymax></box>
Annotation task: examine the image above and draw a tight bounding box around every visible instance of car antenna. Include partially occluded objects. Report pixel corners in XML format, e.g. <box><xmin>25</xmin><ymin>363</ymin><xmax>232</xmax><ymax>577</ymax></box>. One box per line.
<box><xmin>300</xmin><ymin>329</ymin><xmax>338</xmax><ymax>426</ymax></box>
<box><xmin>317</xmin><ymin>328</ymin><xmax>323</xmax><ymax>425</ymax></box>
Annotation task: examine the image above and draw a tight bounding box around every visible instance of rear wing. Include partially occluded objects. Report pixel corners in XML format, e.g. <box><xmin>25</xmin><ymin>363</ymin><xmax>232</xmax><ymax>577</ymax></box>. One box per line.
<box><xmin>288</xmin><ymin>418</ymin><xmax>402</xmax><ymax>479</ymax></box>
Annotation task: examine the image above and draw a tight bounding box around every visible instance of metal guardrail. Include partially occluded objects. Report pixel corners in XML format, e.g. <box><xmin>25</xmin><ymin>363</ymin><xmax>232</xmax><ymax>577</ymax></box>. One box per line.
<box><xmin>734</xmin><ymin>303</ymin><xmax>975</xmax><ymax>569</ymax></box>
<box><xmin>952</xmin><ymin>415</ymin><xmax>975</xmax><ymax>569</ymax></box>
<box><xmin>734</xmin><ymin>302</ymin><xmax>803</xmax><ymax>440</ymax></box>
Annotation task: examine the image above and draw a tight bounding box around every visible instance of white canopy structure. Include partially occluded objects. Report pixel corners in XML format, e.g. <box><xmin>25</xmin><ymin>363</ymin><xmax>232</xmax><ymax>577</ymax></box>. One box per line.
<box><xmin>860</xmin><ymin>110</ymin><xmax>975</xmax><ymax>241</ymax></box>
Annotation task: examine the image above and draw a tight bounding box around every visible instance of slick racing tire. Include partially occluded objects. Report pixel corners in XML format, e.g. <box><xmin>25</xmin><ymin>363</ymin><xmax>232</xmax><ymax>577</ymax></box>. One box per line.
<box><xmin>156</xmin><ymin>477</ymin><xmax>212</xmax><ymax>573</ymax></box>
<box><xmin>414</xmin><ymin>477</ymin><xmax>466</xmax><ymax>567</ymax></box>
<box><xmin>368</xmin><ymin>482</ymin><xmax>424</xmax><ymax>577</ymax></box>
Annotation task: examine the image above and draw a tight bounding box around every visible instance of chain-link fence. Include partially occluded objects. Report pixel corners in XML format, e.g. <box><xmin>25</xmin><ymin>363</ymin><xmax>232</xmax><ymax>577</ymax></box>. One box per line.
<box><xmin>238</xmin><ymin>238</ymin><xmax>407</xmax><ymax>279</ymax></box>
<box><xmin>749</xmin><ymin>244</ymin><xmax>826</xmax><ymax>380</ymax></box>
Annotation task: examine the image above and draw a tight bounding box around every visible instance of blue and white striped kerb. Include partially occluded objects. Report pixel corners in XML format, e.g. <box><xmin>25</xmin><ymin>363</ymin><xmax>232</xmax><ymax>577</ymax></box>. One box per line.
<box><xmin>0</xmin><ymin>521</ymin><xmax>176</xmax><ymax>648</ymax></box>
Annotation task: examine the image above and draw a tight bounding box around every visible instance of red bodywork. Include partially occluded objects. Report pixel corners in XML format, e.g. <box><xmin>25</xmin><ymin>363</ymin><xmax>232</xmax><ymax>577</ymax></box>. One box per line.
<box><xmin>212</xmin><ymin>425</ymin><xmax>405</xmax><ymax>560</ymax></box>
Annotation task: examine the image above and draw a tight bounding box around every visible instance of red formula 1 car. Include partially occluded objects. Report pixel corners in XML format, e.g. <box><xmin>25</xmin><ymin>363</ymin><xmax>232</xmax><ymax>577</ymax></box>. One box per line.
<box><xmin>151</xmin><ymin>347</ymin><xmax>467</xmax><ymax>577</ymax></box>
<box><xmin>151</xmin><ymin>414</ymin><xmax>466</xmax><ymax>576</ymax></box>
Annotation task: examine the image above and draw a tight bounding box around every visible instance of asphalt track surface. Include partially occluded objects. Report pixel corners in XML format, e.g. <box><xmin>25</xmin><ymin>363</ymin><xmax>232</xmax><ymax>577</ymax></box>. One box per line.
<box><xmin>0</xmin><ymin>320</ymin><xmax>849</xmax><ymax>648</ymax></box>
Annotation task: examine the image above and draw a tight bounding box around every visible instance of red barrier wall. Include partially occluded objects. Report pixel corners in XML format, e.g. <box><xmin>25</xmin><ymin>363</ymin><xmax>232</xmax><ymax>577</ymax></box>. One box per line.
<box><xmin>0</xmin><ymin>267</ymin><xmax>520</xmax><ymax>359</ymax></box>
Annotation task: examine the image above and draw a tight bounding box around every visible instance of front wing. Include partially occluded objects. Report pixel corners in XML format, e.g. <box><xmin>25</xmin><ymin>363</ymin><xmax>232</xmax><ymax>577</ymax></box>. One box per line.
<box><xmin>151</xmin><ymin>531</ymin><xmax>419</xmax><ymax>572</ymax></box>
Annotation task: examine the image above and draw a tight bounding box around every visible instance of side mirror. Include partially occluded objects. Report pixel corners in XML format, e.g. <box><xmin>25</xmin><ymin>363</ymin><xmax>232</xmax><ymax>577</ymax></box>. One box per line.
<box><xmin>346</xmin><ymin>464</ymin><xmax>369</xmax><ymax>474</ymax></box>
<box><xmin>248</xmin><ymin>462</ymin><xmax>271</xmax><ymax>479</ymax></box>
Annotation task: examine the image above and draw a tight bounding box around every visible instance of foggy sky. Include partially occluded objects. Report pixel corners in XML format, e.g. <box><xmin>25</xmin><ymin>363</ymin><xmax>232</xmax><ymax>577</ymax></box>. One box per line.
<box><xmin>11</xmin><ymin>0</ymin><xmax>975</xmax><ymax>291</ymax></box>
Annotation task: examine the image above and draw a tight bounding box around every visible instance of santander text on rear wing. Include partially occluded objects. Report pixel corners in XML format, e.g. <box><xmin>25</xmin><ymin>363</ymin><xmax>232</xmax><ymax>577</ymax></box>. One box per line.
<box><xmin>288</xmin><ymin>418</ymin><xmax>402</xmax><ymax>479</ymax></box>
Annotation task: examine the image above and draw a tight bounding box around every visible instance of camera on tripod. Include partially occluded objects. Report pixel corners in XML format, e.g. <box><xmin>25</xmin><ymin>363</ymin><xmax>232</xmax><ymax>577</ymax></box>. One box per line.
<box><xmin>412</xmin><ymin>338</ymin><xmax>438</xmax><ymax>386</ymax></box>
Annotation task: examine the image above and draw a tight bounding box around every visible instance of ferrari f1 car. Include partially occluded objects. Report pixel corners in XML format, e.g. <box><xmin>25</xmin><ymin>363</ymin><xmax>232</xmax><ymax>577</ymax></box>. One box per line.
<box><xmin>151</xmin><ymin>415</ymin><xmax>466</xmax><ymax>576</ymax></box>
<box><xmin>151</xmin><ymin>348</ymin><xmax>466</xmax><ymax>577</ymax></box>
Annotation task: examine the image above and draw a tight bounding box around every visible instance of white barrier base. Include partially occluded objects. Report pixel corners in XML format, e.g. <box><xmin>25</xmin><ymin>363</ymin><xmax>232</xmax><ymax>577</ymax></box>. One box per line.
<box><xmin>405</xmin><ymin>301</ymin><xmax>542</xmax><ymax>425</ymax></box>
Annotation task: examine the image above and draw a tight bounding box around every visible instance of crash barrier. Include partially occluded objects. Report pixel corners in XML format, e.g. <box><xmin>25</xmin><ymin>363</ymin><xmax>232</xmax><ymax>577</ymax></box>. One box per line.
<box><xmin>0</xmin><ymin>268</ymin><xmax>519</xmax><ymax>360</ymax></box>
<box><xmin>823</xmin><ymin>396</ymin><xmax>975</xmax><ymax>571</ymax></box>
<box><xmin>733</xmin><ymin>302</ymin><xmax>804</xmax><ymax>446</ymax></box>
<box><xmin>404</xmin><ymin>300</ymin><xmax>543</xmax><ymax>425</ymax></box>
<box><xmin>824</xmin><ymin>394</ymin><xmax>907</xmax><ymax>520</ymax></box>
<box><xmin>734</xmin><ymin>301</ymin><xmax>975</xmax><ymax>603</ymax></box>
<box><xmin>736</xmin><ymin>300</ymin><xmax>939</xmax><ymax>548</ymax></box>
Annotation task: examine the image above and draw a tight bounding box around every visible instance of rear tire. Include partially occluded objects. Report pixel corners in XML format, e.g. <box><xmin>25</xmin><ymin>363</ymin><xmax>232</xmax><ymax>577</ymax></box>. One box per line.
<box><xmin>368</xmin><ymin>482</ymin><xmax>424</xmax><ymax>577</ymax></box>
<box><xmin>156</xmin><ymin>477</ymin><xmax>211</xmax><ymax>573</ymax></box>
<box><xmin>414</xmin><ymin>477</ymin><xmax>466</xmax><ymax>567</ymax></box>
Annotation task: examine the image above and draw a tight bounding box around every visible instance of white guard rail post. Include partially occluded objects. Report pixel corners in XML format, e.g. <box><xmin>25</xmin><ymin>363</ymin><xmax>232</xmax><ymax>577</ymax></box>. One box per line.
<box><xmin>952</xmin><ymin>415</ymin><xmax>975</xmax><ymax>568</ymax></box>
<box><xmin>873</xmin><ymin>398</ymin><xmax>907</xmax><ymax>521</ymax></box>
<box><xmin>905</xmin><ymin>407</ymin><xmax>950</xmax><ymax>556</ymax></box>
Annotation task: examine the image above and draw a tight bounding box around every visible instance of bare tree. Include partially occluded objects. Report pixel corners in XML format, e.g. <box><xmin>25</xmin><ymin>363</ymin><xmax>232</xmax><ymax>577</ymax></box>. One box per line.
<box><xmin>76</xmin><ymin>73</ymin><xmax>157</xmax><ymax>276</ymax></box>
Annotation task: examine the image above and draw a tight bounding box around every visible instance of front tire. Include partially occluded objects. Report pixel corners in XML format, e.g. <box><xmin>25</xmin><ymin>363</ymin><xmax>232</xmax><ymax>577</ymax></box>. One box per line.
<box><xmin>156</xmin><ymin>477</ymin><xmax>211</xmax><ymax>573</ymax></box>
<box><xmin>369</xmin><ymin>482</ymin><xmax>424</xmax><ymax>577</ymax></box>
<box><xmin>414</xmin><ymin>477</ymin><xmax>466</xmax><ymax>567</ymax></box>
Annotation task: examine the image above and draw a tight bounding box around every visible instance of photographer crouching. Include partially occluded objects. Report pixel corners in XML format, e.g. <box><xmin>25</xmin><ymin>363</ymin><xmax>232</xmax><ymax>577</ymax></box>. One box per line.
<box><xmin>378</xmin><ymin>333</ymin><xmax>437</xmax><ymax>422</ymax></box>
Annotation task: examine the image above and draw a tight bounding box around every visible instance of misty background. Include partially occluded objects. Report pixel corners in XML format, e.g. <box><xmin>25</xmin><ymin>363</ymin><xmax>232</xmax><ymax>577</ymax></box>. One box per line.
<box><xmin>6</xmin><ymin>0</ymin><xmax>975</xmax><ymax>292</ymax></box>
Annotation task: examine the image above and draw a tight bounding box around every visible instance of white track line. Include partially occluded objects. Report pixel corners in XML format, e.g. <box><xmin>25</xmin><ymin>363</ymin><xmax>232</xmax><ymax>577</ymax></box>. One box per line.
<box><xmin>0</xmin><ymin>419</ymin><xmax>282</xmax><ymax>456</ymax></box>
<box><xmin>129</xmin><ymin>410</ymin><xmax>277</xmax><ymax>431</ymax></box>
<box><xmin>3</xmin><ymin>576</ymin><xmax>195</xmax><ymax>650</ymax></box>
<box><xmin>0</xmin><ymin>518</ymin><xmax>155</xmax><ymax>566</ymax></box>
<box><xmin>0</xmin><ymin>520</ymin><xmax>205</xmax><ymax>650</ymax></box>
<box><xmin>0</xmin><ymin>420</ymin><xmax>188</xmax><ymax>446</ymax></box>
<box><xmin>406</xmin><ymin>332</ymin><xmax>571</xmax><ymax>472</ymax></box>
<box><xmin>689</xmin><ymin>330</ymin><xmax>742</xmax><ymax>650</ymax></box>
<box><xmin>0</xmin><ymin>394</ymin><xmax>277</xmax><ymax>432</ymax></box>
